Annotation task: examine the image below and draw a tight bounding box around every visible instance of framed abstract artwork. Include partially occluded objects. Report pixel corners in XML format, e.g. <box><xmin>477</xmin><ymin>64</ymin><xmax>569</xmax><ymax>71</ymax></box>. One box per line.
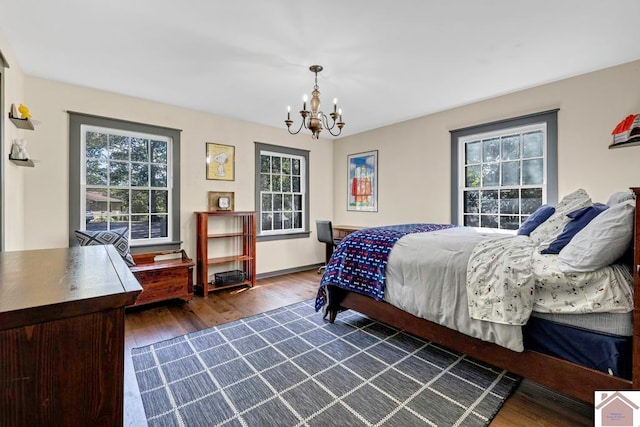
<box><xmin>206</xmin><ymin>143</ymin><xmax>235</xmax><ymax>181</ymax></box>
<box><xmin>347</xmin><ymin>150</ymin><xmax>378</xmax><ymax>212</ymax></box>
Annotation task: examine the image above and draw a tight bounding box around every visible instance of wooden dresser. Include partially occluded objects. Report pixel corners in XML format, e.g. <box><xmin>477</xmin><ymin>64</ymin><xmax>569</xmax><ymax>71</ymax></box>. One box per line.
<box><xmin>0</xmin><ymin>245</ymin><xmax>142</xmax><ymax>426</ymax></box>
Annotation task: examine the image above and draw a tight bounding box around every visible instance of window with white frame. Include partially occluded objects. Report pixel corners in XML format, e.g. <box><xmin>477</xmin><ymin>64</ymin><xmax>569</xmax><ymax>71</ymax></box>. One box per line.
<box><xmin>81</xmin><ymin>125</ymin><xmax>172</xmax><ymax>244</ymax></box>
<box><xmin>451</xmin><ymin>110</ymin><xmax>558</xmax><ymax>230</ymax></box>
<box><xmin>255</xmin><ymin>142</ymin><xmax>309</xmax><ymax>240</ymax></box>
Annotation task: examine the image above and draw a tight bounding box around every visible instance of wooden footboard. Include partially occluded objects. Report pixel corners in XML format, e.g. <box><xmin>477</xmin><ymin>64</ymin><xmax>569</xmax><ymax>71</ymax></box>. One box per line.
<box><xmin>325</xmin><ymin>187</ymin><xmax>640</xmax><ymax>404</ymax></box>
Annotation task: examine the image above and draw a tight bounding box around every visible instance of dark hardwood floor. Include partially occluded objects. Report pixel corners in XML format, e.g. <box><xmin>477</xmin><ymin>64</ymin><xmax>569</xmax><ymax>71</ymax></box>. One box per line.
<box><xmin>124</xmin><ymin>269</ymin><xmax>594</xmax><ymax>426</ymax></box>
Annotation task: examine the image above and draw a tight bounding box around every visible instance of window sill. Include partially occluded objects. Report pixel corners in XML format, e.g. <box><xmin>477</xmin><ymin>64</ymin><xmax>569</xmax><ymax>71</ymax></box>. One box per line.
<box><xmin>130</xmin><ymin>240</ymin><xmax>183</xmax><ymax>254</ymax></box>
<box><xmin>257</xmin><ymin>231</ymin><xmax>310</xmax><ymax>242</ymax></box>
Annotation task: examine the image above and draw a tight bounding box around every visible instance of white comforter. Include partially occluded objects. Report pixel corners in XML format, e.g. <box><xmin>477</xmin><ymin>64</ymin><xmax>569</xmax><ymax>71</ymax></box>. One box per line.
<box><xmin>383</xmin><ymin>227</ymin><xmax>634</xmax><ymax>352</ymax></box>
<box><xmin>384</xmin><ymin>227</ymin><xmax>525</xmax><ymax>352</ymax></box>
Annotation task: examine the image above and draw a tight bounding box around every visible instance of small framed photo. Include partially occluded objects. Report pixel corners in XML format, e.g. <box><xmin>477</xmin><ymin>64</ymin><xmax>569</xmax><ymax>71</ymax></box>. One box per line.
<box><xmin>206</xmin><ymin>143</ymin><xmax>235</xmax><ymax>181</ymax></box>
<box><xmin>347</xmin><ymin>150</ymin><xmax>378</xmax><ymax>212</ymax></box>
<box><xmin>208</xmin><ymin>191</ymin><xmax>235</xmax><ymax>212</ymax></box>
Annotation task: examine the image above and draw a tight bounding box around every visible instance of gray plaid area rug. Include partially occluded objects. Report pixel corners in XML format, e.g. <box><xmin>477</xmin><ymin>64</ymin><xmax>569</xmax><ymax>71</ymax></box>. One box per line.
<box><xmin>132</xmin><ymin>300</ymin><xmax>520</xmax><ymax>427</ymax></box>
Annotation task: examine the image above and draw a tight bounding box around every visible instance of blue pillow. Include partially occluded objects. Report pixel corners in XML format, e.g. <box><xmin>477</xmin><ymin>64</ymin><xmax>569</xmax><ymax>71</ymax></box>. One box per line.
<box><xmin>541</xmin><ymin>203</ymin><xmax>608</xmax><ymax>254</ymax></box>
<box><xmin>517</xmin><ymin>205</ymin><xmax>555</xmax><ymax>236</ymax></box>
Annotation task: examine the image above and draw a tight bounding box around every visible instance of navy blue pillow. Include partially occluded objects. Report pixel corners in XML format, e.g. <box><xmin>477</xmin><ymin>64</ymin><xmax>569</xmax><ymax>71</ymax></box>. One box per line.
<box><xmin>517</xmin><ymin>205</ymin><xmax>555</xmax><ymax>236</ymax></box>
<box><xmin>541</xmin><ymin>203</ymin><xmax>608</xmax><ymax>254</ymax></box>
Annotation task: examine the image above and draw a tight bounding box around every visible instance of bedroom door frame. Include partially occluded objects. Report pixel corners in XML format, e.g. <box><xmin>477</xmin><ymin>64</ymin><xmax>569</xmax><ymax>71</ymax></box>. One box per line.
<box><xmin>0</xmin><ymin>49</ymin><xmax>9</xmax><ymax>252</ymax></box>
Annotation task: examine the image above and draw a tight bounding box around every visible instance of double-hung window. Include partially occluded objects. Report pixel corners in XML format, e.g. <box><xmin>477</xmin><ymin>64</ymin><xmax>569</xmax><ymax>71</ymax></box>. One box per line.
<box><xmin>451</xmin><ymin>110</ymin><xmax>558</xmax><ymax>230</ymax></box>
<box><xmin>255</xmin><ymin>142</ymin><xmax>310</xmax><ymax>241</ymax></box>
<box><xmin>69</xmin><ymin>112</ymin><xmax>181</xmax><ymax>249</ymax></box>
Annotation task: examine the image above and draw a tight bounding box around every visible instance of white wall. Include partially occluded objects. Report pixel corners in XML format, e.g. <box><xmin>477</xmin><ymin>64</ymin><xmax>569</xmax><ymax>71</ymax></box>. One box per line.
<box><xmin>0</xmin><ymin>33</ymin><xmax>26</xmax><ymax>251</ymax></box>
<box><xmin>332</xmin><ymin>60</ymin><xmax>640</xmax><ymax>226</ymax></box>
<box><xmin>18</xmin><ymin>77</ymin><xmax>333</xmax><ymax>274</ymax></box>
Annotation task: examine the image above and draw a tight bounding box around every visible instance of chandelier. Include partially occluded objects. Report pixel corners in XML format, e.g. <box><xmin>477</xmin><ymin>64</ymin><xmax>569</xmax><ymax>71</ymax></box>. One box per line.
<box><xmin>285</xmin><ymin>65</ymin><xmax>345</xmax><ymax>139</ymax></box>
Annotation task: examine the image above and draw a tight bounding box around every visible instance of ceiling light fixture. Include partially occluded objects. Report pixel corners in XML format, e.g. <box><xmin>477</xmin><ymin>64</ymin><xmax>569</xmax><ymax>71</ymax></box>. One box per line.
<box><xmin>285</xmin><ymin>65</ymin><xmax>345</xmax><ymax>139</ymax></box>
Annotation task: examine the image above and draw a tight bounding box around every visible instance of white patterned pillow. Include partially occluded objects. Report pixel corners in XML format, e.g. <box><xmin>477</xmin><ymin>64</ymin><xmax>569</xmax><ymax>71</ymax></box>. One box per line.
<box><xmin>529</xmin><ymin>188</ymin><xmax>592</xmax><ymax>249</ymax></box>
<box><xmin>75</xmin><ymin>227</ymin><xmax>135</xmax><ymax>266</ymax></box>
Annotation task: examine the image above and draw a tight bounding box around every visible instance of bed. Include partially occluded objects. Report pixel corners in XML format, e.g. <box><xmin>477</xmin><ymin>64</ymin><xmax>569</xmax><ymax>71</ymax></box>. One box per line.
<box><xmin>317</xmin><ymin>188</ymin><xmax>640</xmax><ymax>404</ymax></box>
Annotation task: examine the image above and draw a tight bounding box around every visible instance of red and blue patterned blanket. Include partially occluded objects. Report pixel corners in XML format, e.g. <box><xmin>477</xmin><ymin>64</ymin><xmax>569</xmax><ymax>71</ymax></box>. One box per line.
<box><xmin>315</xmin><ymin>223</ymin><xmax>455</xmax><ymax>312</ymax></box>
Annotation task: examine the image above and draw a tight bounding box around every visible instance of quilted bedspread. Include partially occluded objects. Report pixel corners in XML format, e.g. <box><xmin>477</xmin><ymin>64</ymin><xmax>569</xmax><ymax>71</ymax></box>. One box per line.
<box><xmin>315</xmin><ymin>223</ymin><xmax>455</xmax><ymax>312</ymax></box>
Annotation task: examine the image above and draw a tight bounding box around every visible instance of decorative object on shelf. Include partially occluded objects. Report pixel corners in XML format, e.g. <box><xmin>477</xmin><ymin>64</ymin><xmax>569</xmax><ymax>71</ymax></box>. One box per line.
<box><xmin>8</xmin><ymin>139</ymin><xmax>35</xmax><ymax>167</ymax></box>
<box><xmin>206</xmin><ymin>143</ymin><xmax>235</xmax><ymax>180</ymax></box>
<box><xmin>611</xmin><ymin>114</ymin><xmax>640</xmax><ymax>146</ymax></box>
<box><xmin>10</xmin><ymin>103</ymin><xmax>19</xmax><ymax>118</ymax></box>
<box><xmin>347</xmin><ymin>150</ymin><xmax>378</xmax><ymax>212</ymax></box>
<box><xmin>285</xmin><ymin>65</ymin><xmax>345</xmax><ymax>139</ymax></box>
<box><xmin>18</xmin><ymin>103</ymin><xmax>32</xmax><ymax>119</ymax></box>
<box><xmin>8</xmin><ymin>104</ymin><xmax>35</xmax><ymax>130</ymax></box>
<box><xmin>208</xmin><ymin>191</ymin><xmax>235</xmax><ymax>212</ymax></box>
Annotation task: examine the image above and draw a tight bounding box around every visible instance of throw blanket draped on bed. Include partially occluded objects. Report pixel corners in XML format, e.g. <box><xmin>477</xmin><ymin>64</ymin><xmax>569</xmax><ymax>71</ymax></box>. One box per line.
<box><xmin>315</xmin><ymin>223</ymin><xmax>455</xmax><ymax>312</ymax></box>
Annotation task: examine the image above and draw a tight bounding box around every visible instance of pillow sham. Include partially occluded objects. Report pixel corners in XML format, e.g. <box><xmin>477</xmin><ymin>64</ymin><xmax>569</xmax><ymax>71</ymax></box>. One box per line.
<box><xmin>606</xmin><ymin>190</ymin><xmax>634</xmax><ymax>207</ymax></box>
<box><xmin>75</xmin><ymin>227</ymin><xmax>135</xmax><ymax>266</ymax></box>
<box><xmin>540</xmin><ymin>203</ymin><xmax>608</xmax><ymax>254</ymax></box>
<box><xmin>517</xmin><ymin>205</ymin><xmax>555</xmax><ymax>236</ymax></box>
<box><xmin>529</xmin><ymin>188</ymin><xmax>592</xmax><ymax>248</ymax></box>
<box><xmin>557</xmin><ymin>200</ymin><xmax>634</xmax><ymax>273</ymax></box>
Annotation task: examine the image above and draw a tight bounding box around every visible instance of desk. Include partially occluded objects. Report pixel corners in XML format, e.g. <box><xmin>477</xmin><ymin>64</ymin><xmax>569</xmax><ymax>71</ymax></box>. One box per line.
<box><xmin>333</xmin><ymin>225</ymin><xmax>365</xmax><ymax>239</ymax></box>
<box><xmin>0</xmin><ymin>245</ymin><xmax>142</xmax><ymax>426</ymax></box>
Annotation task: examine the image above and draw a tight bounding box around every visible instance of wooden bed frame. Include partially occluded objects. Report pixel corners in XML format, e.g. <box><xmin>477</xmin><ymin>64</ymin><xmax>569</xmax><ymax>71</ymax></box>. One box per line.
<box><xmin>326</xmin><ymin>187</ymin><xmax>640</xmax><ymax>404</ymax></box>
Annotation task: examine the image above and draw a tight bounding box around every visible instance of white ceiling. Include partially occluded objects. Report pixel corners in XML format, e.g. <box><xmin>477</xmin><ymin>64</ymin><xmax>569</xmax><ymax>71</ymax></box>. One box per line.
<box><xmin>1</xmin><ymin>0</ymin><xmax>639</xmax><ymax>137</ymax></box>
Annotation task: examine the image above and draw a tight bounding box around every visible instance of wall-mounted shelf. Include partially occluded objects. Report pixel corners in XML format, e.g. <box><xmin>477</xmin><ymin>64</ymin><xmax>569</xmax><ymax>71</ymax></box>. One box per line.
<box><xmin>8</xmin><ymin>114</ymin><xmax>34</xmax><ymax>130</ymax></box>
<box><xmin>9</xmin><ymin>157</ymin><xmax>35</xmax><ymax>167</ymax></box>
<box><xmin>609</xmin><ymin>137</ymin><xmax>640</xmax><ymax>149</ymax></box>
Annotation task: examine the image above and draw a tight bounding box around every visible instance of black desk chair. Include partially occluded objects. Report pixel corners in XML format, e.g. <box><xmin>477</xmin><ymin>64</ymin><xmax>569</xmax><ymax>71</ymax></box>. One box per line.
<box><xmin>316</xmin><ymin>220</ymin><xmax>342</xmax><ymax>274</ymax></box>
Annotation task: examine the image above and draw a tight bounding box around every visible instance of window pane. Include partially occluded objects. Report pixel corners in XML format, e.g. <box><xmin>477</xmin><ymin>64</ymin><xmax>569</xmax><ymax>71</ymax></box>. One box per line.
<box><xmin>480</xmin><ymin>190</ymin><xmax>498</xmax><ymax>213</ymax></box>
<box><xmin>292</xmin><ymin>159</ymin><xmax>300</xmax><ymax>175</ymax></box>
<box><xmin>521</xmin><ymin>188</ymin><xmax>543</xmax><ymax>214</ymax></box>
<box><xmin>86</xmin><ymin>132</ymin><xmax>108</xmax><ymax>159</ymax></box>
<box><xmin>501</xmin><ymin>216</ymin><xmax>520</xmax><ymax>230</ymax></box>
<box><xmin>522</xmin><ymin>159</ymin><xmax>543</xmax><ymax>185</ymax></box>
<box><xmin>294</xmin><ymin>211</ymin><xmax>302</xmax><ymax>229</ymax></box>
<box><xmin>131</xmin><ymin>215</ymin><xmax>149</xmax><ymax>239</ymax></box>
<box><xmin>109</xmin><ymin>189</ymin><xmax>129</xmax><ymax>213</ymax></box>
<box><xmin>282</xmin><ymin>175</ymin><xmax>291</xmax><ymax>192</ymax></box>
<box><xmin>273</xmin><ymin>212</ymin><xmax>282</xmax><ymax>230</ymax></box>
<box><xmin>271</xmin><ymin>157</ymin><xmax>281</xmax><ymax>173</ymax></box>
<box><xmin>86</xmin><ymin>189</ymin><xmax>108</xmax><ymax>221</ymax></box>
<box><xmin>480</xmin><ymin>215</ymin><xmax>498</xmax><ymax>228</ymax></box>
<box><xmin>260</xmin><ymin>155</ymin><xmax>271</xmax><ymax>173</ymax></box>
<box><xmin>131</xmin><ymin>138</ymin><xmax>149</xmax><ymax>162</ymax></box>
<box><xmin>261</xmin><ymin>194</ymin><xmax>272</xmax><ymax>211</ymax></box>
<box><xmin>151</xmin><ymin>190</ymin><xmax>168</xmax><ymax>213</ymax></box>
<box><xmin>465</xmin><ymin>141</ymin><xmax>481</xmax><ymax>164</ymax></box>
<box><xmin>260</xmin><ymin>173</ymin><xmax>271</xmax><ymax>191</ymax></box>
<box><xmin>151</xmin><ymin>140</ymin><xmax>167</xmax><ymax>163</ymax></box>
<box><xmin>464</xmin><ymin>215</ymin><xmax>479</xmax><ymax>227</ymax></box>
<box><xmin>500</xmin><ymin>189</ymin><xmax>519</xmax><ymax>214</ymax></box>
<box><xmin>292</xmin><ymin>176</ymin><xmax>300</xmax><ymax>192</ymax></box>
<box><xmin>481</xmin><ymin>164</ymin><xmax>499</xmax><ymax>186</ymax></box>
<box><xmin>501</xmin><ymin>135</ymin><xmax>520</xmax><ymax>160</ymax></box>
<box><xmin>294</xmin><ymin>195</ymin><xmax>302</xmax><ymax>211</ymax></box>
<box><xmin>131</xmin><ymin>190</ymin><xmax>149</xmax><ymax>214</ymax></box>
<box><xmin>86</xmin><ymin>218</ymin><xmax>107</xmax><ymax>231</ymax></box>
<box><xmin>273</xmin><ymin>194</ymin><xmax>282</xmax><ymax>211</ymax></box>
<box><xmin>109</xmin><ymin>135</ymin><xmax>129</xmax><ymax>160</ymax></box>
<box><xmin>282</xmin><ymin>212</ymin><xmax>292</xmax><ymax>229</ymax></box>
<box><xmin>272</xmin><ymin>175</ymin><xmax>281</xmax><ymax>192</ymax></box>
<box><xmin>501</xmin><ymin>161</ymin><xmax>520</xmax><ymax>186</ymax></box>
<box><xmin>482</xmin><ymin>138</ymin><xmax>500</xmax><ymax>162</ymax></box>
<box><xmin>523</xmin><ymin>131</ymin><xmax>543</xmax><ymax>158</ymax></box>
<box><xmin>131</xmin><ymin>163</ymin><xmax>149</xmax><ymax>187</ymax></box>
<box><xmin>110</xmin><ymin>214</ymin><xmax>129</xmax><ymax>230</ymax></box>
<box><xmin>261</xmin><ymin>213</ymin><xmax>272</xmax><ymax>231</ymax></box>
<box><xmin>151</xmin><ymin>164</ymin><xmax>167</xmax><ymax>187</ymax></box>
<box><xmin>464</xmin><ymin>191</ymin><xmax>479</xmax><ymax>214</ymax></box>
<box><xmin>86</xmin><ymin>160</ymin><xmax>108</xmax><ymax>185</ymax></box>
<box><xmin>151</xmin><ymin>215</ymin><xmax>168</xmax><ymax>238</ymax></box>
<box><xmin>283</xmin><ymin>194</ymin><xmax>292</xmax><ymax>210</ymax></box>
<box><xmin>465</xmin><ymin>165</ymin><xmax>481</xmax><ymax>187</ymax></box>
<box><xmin>282</xmin><ymin>158</ymin><xmax>291</xmax><ymax>174</ymax></box>
<box><xmin>109</xmin><ymin>162</ymin><xmax>129</xmax><ymax>186</ymax></box>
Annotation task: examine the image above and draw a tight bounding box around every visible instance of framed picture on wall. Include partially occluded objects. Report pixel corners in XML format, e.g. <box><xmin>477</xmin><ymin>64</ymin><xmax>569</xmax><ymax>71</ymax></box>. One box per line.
<box><xmin>206</xmin><ymin>143</ymin><xmax>235</xmax><ymax>181</ymax></box>
<box><xmin>347</xmin><ymin>150</ymin><xmax>378</xmax><ymax>212</ymax></box>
